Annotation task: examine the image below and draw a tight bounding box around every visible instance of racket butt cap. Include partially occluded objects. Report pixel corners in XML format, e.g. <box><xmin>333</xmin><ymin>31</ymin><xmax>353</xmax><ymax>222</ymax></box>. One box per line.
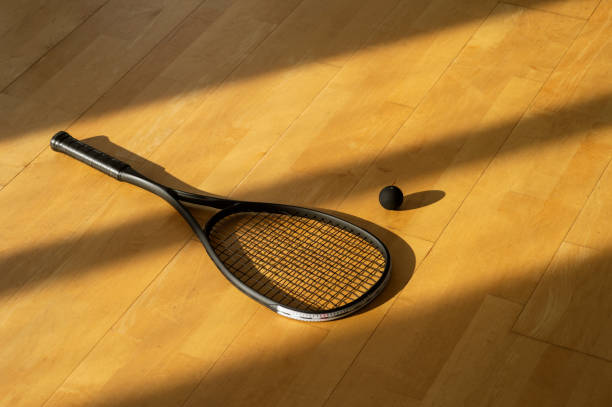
<box><xmin>50</xmin><ymin>131</ymin><xmax>70</xmax><ymax>151</ymax></box>
<box><xmin>50</xmin><ymin>131</ymin><xmax>131</xmax><ymax>180</ymax></box>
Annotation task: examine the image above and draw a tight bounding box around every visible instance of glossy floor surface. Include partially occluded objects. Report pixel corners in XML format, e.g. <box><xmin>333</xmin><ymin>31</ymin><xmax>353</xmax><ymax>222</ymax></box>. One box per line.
<box><xmin>1</xmin><ymin>0</ymin><xmax>612</xmax><ymax>405</ymax></box>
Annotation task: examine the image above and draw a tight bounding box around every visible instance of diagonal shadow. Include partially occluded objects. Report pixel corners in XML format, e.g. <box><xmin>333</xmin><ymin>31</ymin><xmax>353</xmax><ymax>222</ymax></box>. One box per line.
<box><xmin>2</xmin><ymin>90</ymin><xmax>610</xmax><ymax>298</ymax></box>
<box><xmin>0</xmin><ymin>212</ymin><xmax>184</xmax><ymax>298</ymax></box>
<box><xmin>0</xmin><ymin>0</ymin><xmax>584</xmax><ymax>142</ymax></box>
<box><xmin>234</xmin><ymin>92</ymin><xmax>612</xmax><ymax>202</ymax></box>
<box><xmin>51</xmin><ymin>242</ymin><xmax>612</xmax><ymax>406</ymax></box>
<box><xmin>4</xmin><ymin>91</ymin><xmax>608</xmax><ymax>405</ymax></box>
<box><xmin>0</xmin><ymin>154</ymin><xmax>416</xmax><ymax>306</ymax></box>
<box><xmin>1</xmin><ymin>1</ymin><xmax>610</xmax><ymax>404</ymax></box>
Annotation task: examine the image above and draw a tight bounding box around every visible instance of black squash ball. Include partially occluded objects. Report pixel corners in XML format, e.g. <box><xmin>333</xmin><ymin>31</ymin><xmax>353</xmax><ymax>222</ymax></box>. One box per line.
<box><xmin>379</xmin><ymin>185</ymin><xmax>403</xmax><ymax>210</ymax></box>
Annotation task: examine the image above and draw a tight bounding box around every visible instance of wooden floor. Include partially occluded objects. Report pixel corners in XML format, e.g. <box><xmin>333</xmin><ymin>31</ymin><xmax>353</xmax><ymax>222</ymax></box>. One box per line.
<box><xmin>1</xmin><ymin>0</ymin><xmax>612</xmax><ymax>405</ymax></box>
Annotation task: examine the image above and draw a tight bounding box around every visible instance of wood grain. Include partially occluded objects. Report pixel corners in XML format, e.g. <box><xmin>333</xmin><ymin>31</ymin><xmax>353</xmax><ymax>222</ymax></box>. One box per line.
<box><xmin>0</xmin><ymin>0</ymin><xmax>108</xmax><ymax>89</ymax></box>
<box><xmin>509</xmin><ymin>0</ymin><xmax>599</xmax><ymax>18</ymax></box>
<box><xmin>514</xmin><ymin>243</ymin><xmax>612</xmax><ymax>360</ymax></box>
<box><xmin>567</xmin><ymin>164</ymin><xmax>612</xmax><ymax>251</ymax></box>
<box><xmin>343</xmin><ymin>3</ymin><xmax>583</xmax><ymax>243</ymax></box>
<box><xmin>2</xmin><ymin>0</ymin><xmax>612</xmax><ymax>405</ymax></box>
<box><xmin>43</xmin><ymin>240</ymin><xmax>260</xmax><ymax>407</ymax></box>
<box><xmin>0</xmin><ymin>0</ymin><xmax>298</xmax><ymax>308</ymax></box>
<box><xmin>0</xmin><ymin>0</ymin><xmax>206</xmax><ymax>185</ymax></box>
<box><xmin>42</xmin><ymin>222</ymin><xmax>431</xmax><ymax>406</ymax></box>
<box><xmin>512</xmin><ymin>0</ymin><xmax>612</xmax><ymax>362</ymax></box>
<box><xmin>0</xmin><ymin>0</ymin><xmax>303</xmax><ymax>405</ymax></box>
<box><xmin>236</xmin><ymin>0</ymin><xmax>499</xmax><ymax>209</ymax></box>
<box><xmin>183</xmin><ymin>232</ymin><xmax>431</xmax><ymax>407</ymax></box>
<box><xmin>422</xmin><ymin>295</ymin><xmax>612</xmax><ymax>406</ymax></box>
<box><xmin>326</xmin><ymin>2</ymin><xmax>607</xmax><ymax>404</ymax></box>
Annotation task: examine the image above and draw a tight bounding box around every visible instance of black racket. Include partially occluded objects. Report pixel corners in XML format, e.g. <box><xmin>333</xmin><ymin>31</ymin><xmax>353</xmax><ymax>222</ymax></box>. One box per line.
<box><xmin>50</xmin><ymin>131</ymin><xmax>391</xmax><ymax>321</ymax></box>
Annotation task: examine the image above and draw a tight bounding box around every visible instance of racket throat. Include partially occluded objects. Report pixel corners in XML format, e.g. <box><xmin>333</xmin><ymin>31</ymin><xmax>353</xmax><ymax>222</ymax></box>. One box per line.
<box><xmin>174</xmin><ymin>190</ymin><xmax>239</xmax><ymax>209</ymax></box>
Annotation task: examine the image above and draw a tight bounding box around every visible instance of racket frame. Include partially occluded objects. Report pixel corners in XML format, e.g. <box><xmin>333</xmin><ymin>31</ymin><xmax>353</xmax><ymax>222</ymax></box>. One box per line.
<box><xmin>203</xmin><ymin>202</ymin><xmax>391</xmax><ymax>321</ymax></box>
<box><xmin>51</xmin><ymin>131</ymin><xmax>391</xmax><ymax>321</ymax></box>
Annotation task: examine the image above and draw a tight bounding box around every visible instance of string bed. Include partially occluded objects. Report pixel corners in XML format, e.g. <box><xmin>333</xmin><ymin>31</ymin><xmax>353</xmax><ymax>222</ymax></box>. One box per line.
<box><xmin>209</xmin><ymin>211</ymin><xmax>386</xmax><ymax>312</ymax></box>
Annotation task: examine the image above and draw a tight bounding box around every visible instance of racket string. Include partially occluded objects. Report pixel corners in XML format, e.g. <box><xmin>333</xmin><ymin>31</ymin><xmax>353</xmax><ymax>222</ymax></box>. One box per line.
<box><xmin>218</xmin><ymin>218</ymin><xmax>380</xmax><ymax>309</ymax></box>
<box><xmin>262</xmin><ymin>220</ymin><xmax>382</xmax><ymax>306</ymax></box>
<box><xmin>218</xmin><ymin>219</ymin><xmax>345</xmax><ymax>309</ymax></box>
<box><xmin>249</xmin><ymin>213</ymin><xmax>384</xmax><ymax>287</ymax></box>
<box><xmin>213</xmin><ymin>213</ymin><xmax>383</xmax><ymax>310</ymax></box>
<box><xmin>222</xmin><ymin>214</ymin><xmax>378</xmax><ymax>305</ymax></box>
<box><xmin>209</xmin><ymin>211</ymin><xmax>386</xmax><ymax>311</ymax></box>
<box><xmin>240</xmin><ymin>215</ymin><xmax>374</xmax><ymax>289</ymax></box>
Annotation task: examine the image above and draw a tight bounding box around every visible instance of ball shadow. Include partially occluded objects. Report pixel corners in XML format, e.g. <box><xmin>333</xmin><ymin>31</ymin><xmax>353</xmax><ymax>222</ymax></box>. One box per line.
<box><xmin>399</xmin><ymin>189</ymin><xmax>445</xmax><ymax>211</ymax></box>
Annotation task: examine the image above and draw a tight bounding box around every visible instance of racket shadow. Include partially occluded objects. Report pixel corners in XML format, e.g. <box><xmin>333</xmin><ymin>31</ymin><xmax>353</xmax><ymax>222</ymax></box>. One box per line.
<box><xmin>324</xmin><ymin>209</ymin><xmax>416</xmax><ymax>315</ymax></box>
<box><xmin>207</xmin><ymin>208</ymin><xmax>415</xmax><ymax>317</ymax></box>
<box><xmin>82</xmin><ymin>136</ymin><xmax>221</xmax><ymax>198</ymax></box>
<box><xmin>213</xmin><ymin>240</ymin><xmax>319</xmax><ymax>312</ymax></box>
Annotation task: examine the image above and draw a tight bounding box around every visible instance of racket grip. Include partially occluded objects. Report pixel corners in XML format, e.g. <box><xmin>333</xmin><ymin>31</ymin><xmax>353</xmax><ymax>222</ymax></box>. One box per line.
<box><xmin>50</xmin><ymin>131</ymin><xmax>131</xmax><ymax>180</ymax></box>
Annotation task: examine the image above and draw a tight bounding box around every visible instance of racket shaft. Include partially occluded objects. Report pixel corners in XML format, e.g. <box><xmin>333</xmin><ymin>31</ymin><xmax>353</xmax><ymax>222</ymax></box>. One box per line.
<box><xmin>50</xmin><ymin>131</ymin><xmax>131</xmax><ymax>180</ymax></box>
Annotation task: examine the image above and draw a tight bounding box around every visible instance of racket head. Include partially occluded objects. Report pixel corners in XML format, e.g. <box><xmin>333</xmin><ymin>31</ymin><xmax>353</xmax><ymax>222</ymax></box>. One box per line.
<box><xmin>201</xmin><ymin>202</ymin><xmax>391</xmax><ymax>321</ymax></box>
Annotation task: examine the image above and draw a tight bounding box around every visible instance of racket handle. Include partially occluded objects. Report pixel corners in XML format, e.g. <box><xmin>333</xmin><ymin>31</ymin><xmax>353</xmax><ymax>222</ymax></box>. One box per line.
<box><xmin>50</xmin><ymin>131</ymin><xmax>131</xmax><ymax>180</ymax></box>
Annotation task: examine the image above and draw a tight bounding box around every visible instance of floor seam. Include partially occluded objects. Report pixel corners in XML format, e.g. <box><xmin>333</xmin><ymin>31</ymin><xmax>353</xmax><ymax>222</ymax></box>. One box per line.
<box><xmin>0</xmin><ymin>0</ymin><xmax>112</xmax><ymax>94</ymax></box>
<box><xmin>321</xmin><ymin>2</ymin><xmax>501</xmax><ymax>404</ymax></box>
<box><xmin>512</xmin><ymin>330</ymin><xmax>612</xmax><ymax>364</ymax></box>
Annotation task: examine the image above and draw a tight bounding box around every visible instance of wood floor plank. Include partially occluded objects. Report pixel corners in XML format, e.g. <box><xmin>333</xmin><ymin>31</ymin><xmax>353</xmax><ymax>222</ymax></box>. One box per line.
<box><xmin>157</xmin><ymin>3</ymin><xmax>514</xmax><ymax>403</ymax></box>
<box><xmin>0</xmin><ymin>92</ymin><xmax>74</xmax><ymax>184</ymax></box>
<box><xmin>43</xmin><ymin>240</ymin><xmax>260</xmax><ymax>407</ymax></box>
<box><xmin>0</xmin><ymin>0</ymin><xmax>108</xmax><ymax>89</ymax></box>
<box><xmin>0</xmin><ymin>1</ymin><xmax>311</xmax><ymax>405</ymax></box>
<box><xmin>65</xmin><ymin>0</ymin><xmax>295</xmax><ymax>160</ymax></box>
<box><xmin>133</xmin><ymin>4</ymin><xmax>529</xmax><ymax>405</ymax></box>
<box><xmin>341</xmin><ymin>3</ymin><xmax>583</xmax><ymax>243</ymax></box>
<box><xmin>39</xmin><ymin>228</ymin><xmax>430</xmax><ymax>407</ymax></box>
<box><xmin>26</xmin><ymin>3</ymin><xmax>444</xmax><ymax>392</ymax></box>
<box><xmin>0</xmin><ymin>0</ymin><xmax>295</xmax><ymax>309</ymax></box>
<box><xmin>142</xmin><ymin>0</ymin><xmax>404</xmax><ymax>198</ymax></box>
<box><xmin>180</xmin><ymin>231</ymin><xmax>431</xmax><ymax>407</ymax></box>
<box><xmin>0</xmin><ymin>0</ymin><xmax>205</xmax><ymax>186</ymax></box>
<box><xmin>508</xmin><ymin>0</ymin><xmax>600</xmax><ymax>19</ymax></box>
<box><xmin>184</xmin><ymin>313</ymin><xmax>330</xmax><ymax>407</ymax></box>
<box><xmin>0</xmin><ymin>184</ymin><xmax>192</xmax><ymax>407</ymax></box>
<box><xmin>235</xmin><ymin>0</ymin><xmax>499</xmax><ymax>209</ymax></box>
<box><xmin>0</xmin><ymin>1</ymin><xmax>415</xmax><ymax>405</ymax></box>
<box><xmin>334</xmin><ymin>98</ymin><xmax>612</xmax><ymax>403</ymax></box>
<box><xmin>3</xmin><ymin>0</ymin><xmax>612</xmax><ymax>405</ymax></box>
<box><xmin>514</xmin><ymin>243</ymin><xmax>612</xmax><ymax>361</ymax></box>
<box><xmin>421</xmin><ymin>295</ymin><xmax>612</xmax><ymax>406</ymax></box>
<box><xmin>532</xmin><ymin>0</ymin><xmax>612</xmax><ymax>113</ymax></box>
<box><xmin>326</xmin><ymin>4</ymin><xmax>609</xmax><ymax>404</ymax></box>
<box><xmin>511</xmin><ymin>0</ymin><xmax>612</xmax><ymax>359</ymax></box>
<box><xmin>566</xmin><ymin>165</ymin><xmax>612</xmax><ymax>251</ymax></box>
